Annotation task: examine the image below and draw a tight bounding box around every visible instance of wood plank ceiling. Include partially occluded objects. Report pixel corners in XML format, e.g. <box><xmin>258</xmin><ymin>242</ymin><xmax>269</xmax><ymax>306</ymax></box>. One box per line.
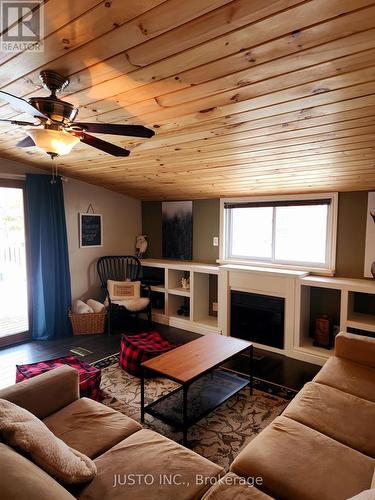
<box><xmin>0</xmin><ymin>0</ymin><xmax>375</xmax><ymax>200</ymax></box>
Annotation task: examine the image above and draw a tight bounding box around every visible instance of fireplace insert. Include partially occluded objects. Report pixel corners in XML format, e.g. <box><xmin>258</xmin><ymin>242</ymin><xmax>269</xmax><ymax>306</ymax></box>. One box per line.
<box><xmin>231</xmin><ymin>291</ymin><xmax>285</xmax><ymax>349</ymax></box>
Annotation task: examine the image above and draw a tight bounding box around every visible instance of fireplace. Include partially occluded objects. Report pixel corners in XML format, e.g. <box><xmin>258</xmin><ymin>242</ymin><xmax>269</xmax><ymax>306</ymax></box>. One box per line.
<box><xmin>230</xmin><ymin>291</ymin><xmax>285</xmax><ymax>349</ymax></box>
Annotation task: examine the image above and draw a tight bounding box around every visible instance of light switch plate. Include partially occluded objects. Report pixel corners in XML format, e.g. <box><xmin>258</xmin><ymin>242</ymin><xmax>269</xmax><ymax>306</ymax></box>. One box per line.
<box><xmin>212</xmin><ymin>302</ymin><xmax>218</xmax><ymax>312</ymax></box>
<box><xmin>213</xmin><ymin>236</ymin><xmax>219</xmax><ymax>246</ymax></box>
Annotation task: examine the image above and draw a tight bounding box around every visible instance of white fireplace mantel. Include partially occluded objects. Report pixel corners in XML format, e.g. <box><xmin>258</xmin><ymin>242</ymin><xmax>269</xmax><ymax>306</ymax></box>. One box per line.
<box><xmin>218</xmin><ymin>265</ymin><xmax>308</xmax><ymax>358</ymax></box>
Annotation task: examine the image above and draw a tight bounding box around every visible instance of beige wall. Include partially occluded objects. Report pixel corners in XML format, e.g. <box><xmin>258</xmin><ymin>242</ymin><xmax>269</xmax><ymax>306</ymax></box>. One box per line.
<box><xmin>64</xmin><ymin>179</ymin><xmax>141</xmax><ymax>300</ymax></box>
<box><xmin>142</xmin><ymin>193</ymin><xmax>370</xmax><ymax>278</ymax></box>
<box><xmin>336</xmin><ymin>191</ymin><xmax>368</xmax><ymax>278</ymax></box>
<box><xmin>0</xmin><ymin>158</ymin><xmax>142</xmax><ymax>301</ymax></box>
<box><xmin>142</xmin><ymin>199</ymin><xmax>220</xmax><ymax>263</ymax></box>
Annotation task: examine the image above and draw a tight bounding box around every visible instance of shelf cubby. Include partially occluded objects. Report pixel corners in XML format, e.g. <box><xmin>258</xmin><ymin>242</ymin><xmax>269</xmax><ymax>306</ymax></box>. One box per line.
<box><xmin>192</xmin><ymin>272</ymin><xmax>218</xmax><ymax>327</ymax></box>
<box><xmin>168</xmin><ymin>293</ymin><xmax>190</xmax><ymax>320</ymax></box>
<box><xmin>347</xmin><ymin>291</ymin><xmax>375</xmax><ymax>333</ymax></box>
<box><xmin>298</xmin><ymin>285</ymin><xmax>341</xmax><ymax>353</ymax></box>
<box><xmin>167</xmin><ymin>269</ymin><xmax>190</xmax><ymax>295</ymax></box>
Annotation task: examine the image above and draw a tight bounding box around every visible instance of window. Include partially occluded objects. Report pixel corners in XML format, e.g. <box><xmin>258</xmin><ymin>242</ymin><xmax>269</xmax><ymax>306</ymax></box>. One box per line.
<box><xmin>223</xmin><ymin>194</ymin><xmax>337</xmax><ymax>271</ymax></box>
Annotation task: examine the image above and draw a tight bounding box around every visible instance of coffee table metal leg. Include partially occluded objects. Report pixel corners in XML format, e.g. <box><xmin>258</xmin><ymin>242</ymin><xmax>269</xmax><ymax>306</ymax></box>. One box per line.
<box><xmin>182</xmin><ymin>383</ymin><xmax>188</xmax><ymax>446</ymax></box>
<box><xmin>140</xmin><ymin>368</ymin><xmax>145</xmax><ymax>423</ymax></box>
<box><xmin>249</xmin><ymin>345</ymin><xmax>254</xmax><ymax>396</ymax></box>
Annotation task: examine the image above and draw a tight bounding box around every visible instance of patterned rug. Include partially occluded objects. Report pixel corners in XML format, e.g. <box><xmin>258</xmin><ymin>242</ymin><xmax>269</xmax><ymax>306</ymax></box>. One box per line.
<box><xmin>95</xmin><ymin>354</ymin><xmax>295</xmax><ymax>470</ymax></box>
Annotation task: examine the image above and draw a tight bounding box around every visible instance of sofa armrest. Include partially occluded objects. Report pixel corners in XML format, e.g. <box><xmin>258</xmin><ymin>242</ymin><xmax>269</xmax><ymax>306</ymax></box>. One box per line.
<box><xmin>0</xmin><ymin>365</ymin><xmax>80</xmax><ymax>419</ymax></box>
<box><xmin>335</xmin><ymin>332</ymin><xmax>375</xmax><ymax>368</ymax></box>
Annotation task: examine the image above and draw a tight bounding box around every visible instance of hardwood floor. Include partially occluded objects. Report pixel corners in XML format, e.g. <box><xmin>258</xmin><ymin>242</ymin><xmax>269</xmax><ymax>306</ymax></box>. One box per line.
<box><xmin>0</xmin><ymin>320</ymin><xmax>319</xmax><ymax>391</ymax></box>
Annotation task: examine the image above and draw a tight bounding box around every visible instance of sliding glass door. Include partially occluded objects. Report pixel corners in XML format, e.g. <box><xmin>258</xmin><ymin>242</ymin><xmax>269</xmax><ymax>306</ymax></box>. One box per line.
<box><xmin>0</xmin><ymin>180</ymin><xmax>30</xmax><ymax>346</ymax></box>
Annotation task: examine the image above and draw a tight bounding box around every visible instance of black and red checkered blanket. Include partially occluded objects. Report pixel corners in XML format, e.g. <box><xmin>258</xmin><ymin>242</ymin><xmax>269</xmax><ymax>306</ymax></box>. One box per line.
<box><xmin>16</xmin><ymin>355</ymin><xmax>102</xmax><ymax>401</ymax></box>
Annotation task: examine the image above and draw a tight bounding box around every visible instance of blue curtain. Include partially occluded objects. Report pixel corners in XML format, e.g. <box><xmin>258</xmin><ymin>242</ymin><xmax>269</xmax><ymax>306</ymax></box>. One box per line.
<box><xmin>26</xmin><ymin>174</ymin><xmax>72</xmax><ymax>339</ymax></box>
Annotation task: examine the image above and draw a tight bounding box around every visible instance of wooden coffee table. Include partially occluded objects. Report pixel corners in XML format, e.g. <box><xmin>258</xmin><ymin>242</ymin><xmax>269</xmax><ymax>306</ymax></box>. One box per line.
<box><xmin>140</xmin><ymin>335</ymin><xmax>253</xmax><ymax>445</ymax></box>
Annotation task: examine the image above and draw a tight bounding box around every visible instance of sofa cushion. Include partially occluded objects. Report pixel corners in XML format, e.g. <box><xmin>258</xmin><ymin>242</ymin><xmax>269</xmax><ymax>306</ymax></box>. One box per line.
<box><xmin>43</xmin><ymin>397</ymin><xmax>141</xmax><ymax>459</ymax></box>
<box><xmin>283</xmin><ymin>382</ymin><xmax>375</xmax><ymax>457</ymax></box>
<box><xmin>313</xmin><ymin>356</ymin><xmax>375</xmax><ymax>402</ymax></box>
<box><xmin>202</xmin><ymin>472</ymin><xmax>274</xmax><ymax>499</ymax></box>
<box><xmin>0</xmin><ymin>443</ymin><xmax>75</xmax><ymax>499</ymax></box>
<box><xmin>230</xmin><ymin>416</ymin><xmax>375</xmax><ymax>500</ymax></box>
<box><xmin>77</xmin><ymin>429</ymin><xmax>224</xmax><ymax>500</ymax></box>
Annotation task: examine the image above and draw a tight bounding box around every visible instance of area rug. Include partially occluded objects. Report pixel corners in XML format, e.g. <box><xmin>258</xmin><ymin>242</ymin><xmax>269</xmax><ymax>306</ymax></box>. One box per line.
<box><xmin>95</xmin><ymin>354</ymin><xmax>295</xmax><ymax>470</ymax></box>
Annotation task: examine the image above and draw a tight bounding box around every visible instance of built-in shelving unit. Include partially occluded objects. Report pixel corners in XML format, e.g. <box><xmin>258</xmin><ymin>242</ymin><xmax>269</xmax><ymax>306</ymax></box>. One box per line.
<box><xmin>141</xmin><ymin>259</ymin><xmax>220</xmax><ymax>335</ymax></box>
<box><xmin>294</xmin><ymin>275</ymin><xmax>375</xmax><ymax>364</ymax></box>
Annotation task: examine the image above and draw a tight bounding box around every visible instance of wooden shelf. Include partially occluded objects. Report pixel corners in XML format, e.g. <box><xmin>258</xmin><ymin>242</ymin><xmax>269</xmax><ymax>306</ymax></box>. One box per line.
<box><xmin>195</xmin><ymin>315</ymin><xmax>218</xmax><ymax>328</ymax></box>
<box><xmin>347</xmin><ymin>313</ymin><xmax>375</xmax><ymax>333</ymax></box>
<box><xmin>141</xmin><ymin>260</ymin><xmax>220</xmax><ymax>335</ymax></box>
<box><xmin>168</xmin><ymin>287</ymin><xmax>190</xmax><ymax>297</ymax></box>
<box><xmin>299</xmin><ymin>338</ymin><xmax>334</xmax><ymax>356</ymax></box>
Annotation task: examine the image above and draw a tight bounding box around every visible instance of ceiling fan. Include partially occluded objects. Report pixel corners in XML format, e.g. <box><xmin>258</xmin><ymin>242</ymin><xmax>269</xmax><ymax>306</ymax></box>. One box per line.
<box><xmin>0</xmin><ymin>70</ymin><xmax>155</xmax><ymax>158</ymax></box>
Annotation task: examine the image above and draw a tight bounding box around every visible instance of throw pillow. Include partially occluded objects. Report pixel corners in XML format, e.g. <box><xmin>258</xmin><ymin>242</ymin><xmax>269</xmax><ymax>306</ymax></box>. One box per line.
<box><xmin>0</xmin><ymin>398</ymin><xmax>97</xmax><ymax>484</ymax></box>
<box><xmin>107</xmin><ymin>280</ymin><xmax>141</xmax><ymax>301</ymax></box>
<box><xmin>86</xmin><ymin>299</ymin><xmax>105</xmax><ymax>313</ymax></box>
<box><xmin>72</xmin><ymin>300</ymin><xmax>94</xmax><ymax>314</ymax></box>
<box><xmin>348</xmin><ymin>490</ymin><xmax>375</xmax><ymax>499</ymax></box>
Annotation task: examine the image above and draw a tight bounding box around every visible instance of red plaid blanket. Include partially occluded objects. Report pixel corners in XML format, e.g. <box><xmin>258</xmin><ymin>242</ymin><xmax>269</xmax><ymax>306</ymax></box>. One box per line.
<box><xmin>120</xmin><ymin>331</ymin><xmax>177</xmax><ymax>376</ymax></box>
<box><xmin>16</xmin><ymin>355</ymin><xmax>102</xmax><ymax>401</ymax></box>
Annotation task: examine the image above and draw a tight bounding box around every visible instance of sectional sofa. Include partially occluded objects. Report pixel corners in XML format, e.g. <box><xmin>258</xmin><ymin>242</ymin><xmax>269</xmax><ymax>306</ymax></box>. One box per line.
<box><xmin>0</xmin><ymin>332</ymin><xmax>374</xmax><ymax>499</ymax></box>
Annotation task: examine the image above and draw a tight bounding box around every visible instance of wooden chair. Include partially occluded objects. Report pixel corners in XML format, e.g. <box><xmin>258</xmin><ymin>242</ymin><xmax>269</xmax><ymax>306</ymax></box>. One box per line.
<box><xmin>97</xmin><ymin>256</ymin><xmax>152</xmax><ymax>334</ymax></box>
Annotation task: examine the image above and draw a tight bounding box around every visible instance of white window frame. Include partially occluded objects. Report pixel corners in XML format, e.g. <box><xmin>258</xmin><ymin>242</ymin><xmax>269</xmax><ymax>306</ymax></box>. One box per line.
<box><xmin>219</xmin><ymin>193</ymin><xmax>338</xmax><ymax>275</ymax></box>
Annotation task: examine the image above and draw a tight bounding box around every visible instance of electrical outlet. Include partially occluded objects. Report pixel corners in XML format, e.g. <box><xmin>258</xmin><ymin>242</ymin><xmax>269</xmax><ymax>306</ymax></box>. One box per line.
<box><xmin>212</xmin><ymin>302</ymin><xmax>218</xmax><ymax>312</ymax></box>
<box><xmin>213</xmin><ymin>236</ymin><xmax>219</xmax><ymax>247</ymax></box>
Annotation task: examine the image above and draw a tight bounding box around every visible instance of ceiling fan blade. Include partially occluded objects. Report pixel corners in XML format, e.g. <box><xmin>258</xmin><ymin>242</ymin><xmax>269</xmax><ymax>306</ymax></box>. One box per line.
<box><xmin>0</xmin><ymin>91</ymin><xmax>48</xmax><ymax>119</ymax></box>
<box><xmin>79</xmin><ymin>133</ymin><xmax>130</xmax><ymax>156</ymax></box>
<box><xmin>16</xmin><ymin>136</ymin><xmax>36</xmax><ymax>148</ymax></box>
<box><xmin>0</xmin><ymin>118</ymin><xmax>37</xmax><ymax>126</ymax></box>
<box><xmin>74</xmin><ymin>122</ymin><xmax>155</xmax><ymax>138</ymax></box>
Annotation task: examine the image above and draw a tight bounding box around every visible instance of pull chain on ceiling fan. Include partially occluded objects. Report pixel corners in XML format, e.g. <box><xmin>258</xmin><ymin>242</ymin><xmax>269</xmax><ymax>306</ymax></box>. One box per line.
<box><xmin>0</xmin><ymin>70</ymin><xmax>155</xmax><ymax>158</ymax></box>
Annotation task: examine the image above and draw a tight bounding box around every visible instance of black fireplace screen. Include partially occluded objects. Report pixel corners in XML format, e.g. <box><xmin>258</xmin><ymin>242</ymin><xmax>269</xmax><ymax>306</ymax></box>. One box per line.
<box><xmin>230</xmin><ymin>291</ymin><xmax>285</xmax><ymax>349</ymax></box>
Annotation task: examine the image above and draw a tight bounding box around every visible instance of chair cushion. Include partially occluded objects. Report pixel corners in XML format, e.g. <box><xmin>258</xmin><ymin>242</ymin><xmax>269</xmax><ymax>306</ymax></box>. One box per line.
<box><xmin>230</xmin><ymin>416</ymin><xmax>375</xmax><ymax>500</ymax></box>
<box><xmin>0</xmin><ymin>443</ymin><xmax>75</xmax><ymax>500</ymax></box>
<box><xmin>202</xmin><ymin>472</ymin><xmax>274</xmax><ymax>499</ymax></box>
<box><xmin>113</xmin><ymin>297</ymin><xmax>150</xmax><ymax>311</ymax></box>
<box><xmin>283</xmin><ymin>381</ymin><xmax>375</xmax><ymax>457</ymax></box>
<box><xmin>43</xmin><ymin>397</ymin><xmax>141</xmax><ymax>459</ymax></box>
<box><xmin>313</xmin><ymin>356</ymin><xmax>375</xmax><ymax>402</ymax></box>
<box><xmin>0</xmin><ymin>398</ymin><xmax>96</xmax><ymax>484</ymax></box>
<box><xmin>108</xmin><ymin>279</ymin><xmax>141</xmax><ymax>300</ymax></box>
<box><xmin>77</xmin><ymin>429</ymin><xmax>224</xmax><ymax>500</ymax></box>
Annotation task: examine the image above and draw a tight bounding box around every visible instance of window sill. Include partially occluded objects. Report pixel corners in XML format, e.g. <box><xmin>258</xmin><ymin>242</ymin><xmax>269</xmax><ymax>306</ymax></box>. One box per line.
<box><xmin>216</xmin><ymin>259</ymin><xmax>335</xmax><ymax>276</ymax></box>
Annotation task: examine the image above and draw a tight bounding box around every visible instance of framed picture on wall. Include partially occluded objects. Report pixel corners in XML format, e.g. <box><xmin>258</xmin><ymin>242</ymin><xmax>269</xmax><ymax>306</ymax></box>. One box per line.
<box><xmin>79</xmin><ymin>213</ymin><xmax>103</xmax><ymax>248</ymax></box>
<box><xmin>162</xmin><ymin>201</ymin><xmax>193</xmax><ymax>260</ymax></box>
<box><xmin>364</xmin><ymin>192</ymin><xmax>375</xmax><ymax>277</ymax></box>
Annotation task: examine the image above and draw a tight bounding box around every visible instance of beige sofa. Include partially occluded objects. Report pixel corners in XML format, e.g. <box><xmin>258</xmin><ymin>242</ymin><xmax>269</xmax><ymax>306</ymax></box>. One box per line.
<box><xmin>0</xmin><ymin>332</ymin><xmax>374</xmax><ymax>499</ymax></box>
<box><xmin>0</xmin><ymin>364</ymin><xmax>224</xmax><ymax>500</ymax></box>
<box><xmin>230</xmin><ymin>332</ymin><xmax>375</xmax><ymax>500</ymax></box>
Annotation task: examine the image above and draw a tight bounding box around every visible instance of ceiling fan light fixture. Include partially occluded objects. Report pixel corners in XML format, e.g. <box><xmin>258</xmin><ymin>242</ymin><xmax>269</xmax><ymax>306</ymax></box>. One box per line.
<box><xmin>27</xmin><ymin>128</ymin><xmax>80</xmax><ymax>156</ymax></box>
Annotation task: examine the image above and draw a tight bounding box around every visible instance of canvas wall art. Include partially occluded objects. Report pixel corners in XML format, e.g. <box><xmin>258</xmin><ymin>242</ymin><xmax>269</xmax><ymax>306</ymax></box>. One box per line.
<box><xmin>162</xmin><ymin>201</ymin><xmax>193</xmax><ymax>260</ymax></box>
<box><xmin>364</xmin><ymin>191</ymin><xmax>375</xmax><ymax>278</ymax></box>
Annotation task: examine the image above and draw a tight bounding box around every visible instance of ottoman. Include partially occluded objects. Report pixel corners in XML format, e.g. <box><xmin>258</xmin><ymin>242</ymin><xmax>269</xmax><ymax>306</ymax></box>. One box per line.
<box><xmin>16</xmin><ymin>355</ymin><xmax>102</xmax><ymax>401</ymax></box>
<box><xmin>120</xmin><ymin>331</ymin><xmax>177</xmax><ymax>376</ymax></box>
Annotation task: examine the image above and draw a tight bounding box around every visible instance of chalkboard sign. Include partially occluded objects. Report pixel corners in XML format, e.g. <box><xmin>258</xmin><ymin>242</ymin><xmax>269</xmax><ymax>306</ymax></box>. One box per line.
<box><xmin>80</xmin><ymin>213</ymin><xmax>103</xmax><ymax>248</ymax></box>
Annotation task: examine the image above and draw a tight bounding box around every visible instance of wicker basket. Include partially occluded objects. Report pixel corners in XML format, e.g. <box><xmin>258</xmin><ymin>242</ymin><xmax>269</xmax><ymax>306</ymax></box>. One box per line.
<box><xmin>69</xmin><ymin>310</ymin><xmax>106</xmax><ymax>335</ymax></box>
